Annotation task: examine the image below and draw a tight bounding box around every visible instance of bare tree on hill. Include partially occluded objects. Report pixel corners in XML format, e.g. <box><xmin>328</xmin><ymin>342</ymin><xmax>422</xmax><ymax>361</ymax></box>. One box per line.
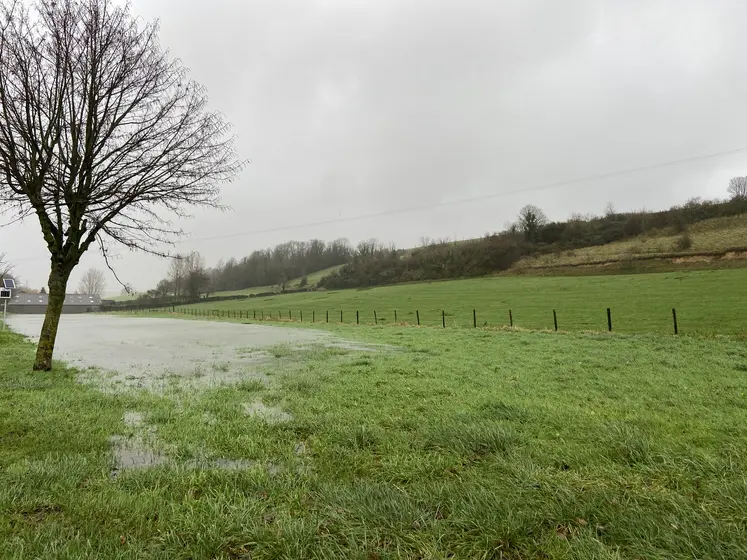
<box><xmin>77</xmin><ymin>268</ymin><xmax>106</xmax><ymax>296</ymax></box>
<box><xmin>728</xmin><ymin>176</ymin><xmax>747</xmax><ymax>200</ymax></box>
<box><xmin>0</xmin><ymin>0</ymin><xmax>243</xmax><ymax>370</ymax></box>
<box><xmin>517</xmin><ymin>205</ymin><xmax>548</xmax><ymax>242</ymax></box>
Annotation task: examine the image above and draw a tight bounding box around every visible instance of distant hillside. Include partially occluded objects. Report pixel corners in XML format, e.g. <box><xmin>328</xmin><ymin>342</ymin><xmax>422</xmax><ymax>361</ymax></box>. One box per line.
<box><xmin>210</xmin><ymin>264</ymin><xmax>345</xmax><ymax>297</ymax></box>
<box><xmin>319</xmin><ymin>197</ymin><xmax>747</xmax><ymax>289</ymax></box>
<box><xmin>511</xmin><ymin>214</ymin><xmax>747</xmax><ymax>275</ymax></box>
<box><xmin>141</xmin><ymin>196</ymin><xmax>747</xmax><ymax>299</ymax></box>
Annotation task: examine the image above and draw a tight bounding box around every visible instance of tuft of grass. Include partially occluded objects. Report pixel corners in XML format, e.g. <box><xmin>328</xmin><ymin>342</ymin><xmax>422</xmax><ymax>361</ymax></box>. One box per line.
<box><xmin>600</xmin><ymin>422</ymin><xmax>652</xmax><ymax>465</ymax></box>
<box><xmin>477</xmin><ymin>400</ymin><xmax>530</xmax><ymax>422</ymax></box>
<box><xmin>235</xmin><ymin>378</ymin><xmax>265</xmax><ymax>393</ymax></box>
<box><xmin>423</xmin><ymin>420</ymin><xmax>522</xmax><ymax>456</ymax></box>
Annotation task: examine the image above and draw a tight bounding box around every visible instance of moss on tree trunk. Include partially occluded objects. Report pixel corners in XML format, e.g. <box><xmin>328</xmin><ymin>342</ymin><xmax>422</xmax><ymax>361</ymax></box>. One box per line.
<box><xmin>33</xmin><ymin>265</ymin><xmax>70</xmax><ymax>371</ymax></box>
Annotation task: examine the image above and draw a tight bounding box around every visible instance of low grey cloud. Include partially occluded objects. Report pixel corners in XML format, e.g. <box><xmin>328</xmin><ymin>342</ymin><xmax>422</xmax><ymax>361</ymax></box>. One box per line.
<box><xmin>3</xmin><ymin>0</ymin><xmax>747</xmax><ymax>293</ymax></box>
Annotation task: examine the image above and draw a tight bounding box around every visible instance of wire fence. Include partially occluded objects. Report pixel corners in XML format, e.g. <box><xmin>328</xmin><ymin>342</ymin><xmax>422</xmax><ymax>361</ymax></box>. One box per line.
<box><xmin>124</xmin><ymin>305</ymin><xmax>689</xmax><ymax>335</ymax></box>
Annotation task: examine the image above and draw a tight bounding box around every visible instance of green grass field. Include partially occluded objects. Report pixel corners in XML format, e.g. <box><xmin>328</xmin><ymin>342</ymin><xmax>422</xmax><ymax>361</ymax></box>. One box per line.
<box><xmin>3</xmin><ymin>321</ymin><xmax>747</xmax><ymax>558</ymax></box>
<box><xmin>176</xmin><ymin>268</ymin><xmax>747</xmax><ymax>336</ymax></box>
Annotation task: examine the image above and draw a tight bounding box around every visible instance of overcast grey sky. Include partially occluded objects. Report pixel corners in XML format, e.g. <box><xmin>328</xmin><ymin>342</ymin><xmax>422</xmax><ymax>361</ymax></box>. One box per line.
<box><xmin>3</xmin><ymin>0</ymin><xmax>747</xmax><ymax>293</ymax></box>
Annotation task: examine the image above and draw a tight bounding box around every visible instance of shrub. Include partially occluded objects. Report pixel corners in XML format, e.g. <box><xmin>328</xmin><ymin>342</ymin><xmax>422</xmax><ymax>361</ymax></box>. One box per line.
<box><xmin>299</xmin><ymin>276</ymin><xmax>309</xmax><ymax>287</ymax></box>
<box><xmin>674</xmin><ymin>232</ymin><xmax>693</xmax><ymax>251</ymax></box>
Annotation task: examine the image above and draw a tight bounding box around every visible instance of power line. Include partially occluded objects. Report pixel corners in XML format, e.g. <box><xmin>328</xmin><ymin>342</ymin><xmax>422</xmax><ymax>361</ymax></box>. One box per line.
<box><xmin>178</xmin><ymin>144</ymin><xmax>747</xmax><ymax>245</ymax></box>
<box><xmin>6</xmin><ymin>143</ymin><xmax>747</xmax><ymax>262</ymax></box>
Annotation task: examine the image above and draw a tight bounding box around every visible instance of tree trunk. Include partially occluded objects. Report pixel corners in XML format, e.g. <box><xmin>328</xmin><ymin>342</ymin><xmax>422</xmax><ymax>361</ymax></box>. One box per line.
<box><xmin>33</xmin><ymin>265</ymin><xmax>70</xmax><ymax>371</ymax></box>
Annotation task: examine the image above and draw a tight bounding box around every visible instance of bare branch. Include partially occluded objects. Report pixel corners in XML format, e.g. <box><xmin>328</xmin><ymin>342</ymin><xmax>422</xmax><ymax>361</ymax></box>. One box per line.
<box><xmin>0</xmin><ymin>0</ymin><xmax>244</xmax><ymax>370</ymax></box>
<box><xmin>728</xmin><ymin>176</ymin><xmax>747</xmax><ymax>200</ymax></box>
<box><xmin>0</xmin><ymin>0</ymin><xmax>244</xmax><ymax>268</ymax></box>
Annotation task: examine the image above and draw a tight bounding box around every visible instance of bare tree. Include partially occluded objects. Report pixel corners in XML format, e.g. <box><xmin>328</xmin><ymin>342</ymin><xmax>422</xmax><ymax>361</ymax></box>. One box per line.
<box><xmin>168</xmin><ymin>255</ymin><xmax>189</xmax><ymax>297</ymax></box>
<box><xmin>77</xmin><ymin>268</ymin><xmax>106</xmax><ymax>296</ymax></box>
<box><xmin>517</xmin><ymin>205</ymin><xmax>548</xmax><ymax>242</ymax></box>
<box><xmin>0</xmin><ymin>1</ymin><xmax>243</xmax><ymax>370</ymax></box>
<box><xmin>0</xmin><ymin>252</ymin><xmax>12</xmax><ymax>281</ymax></box>
<box><xmin>182</xmin><ymin>252</ymin><xmax>209</xmax><ymax>298</ymax></box>
<box><xmin>728</xmin><ymin>176</ymin><xmax>747</xmax><ymax>200</ymax></box>
<box><xmin>356</xmin><ymin>239</ymin><xmax>384</xmax><ymax>258</ymax></box>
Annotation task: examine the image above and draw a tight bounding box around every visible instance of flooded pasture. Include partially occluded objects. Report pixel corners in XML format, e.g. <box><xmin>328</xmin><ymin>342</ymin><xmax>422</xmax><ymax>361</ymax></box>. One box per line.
<box><xmin>8</xmin><ymin>314</ymin><xmax>336</xmax><ymax>391</ymax></box>
<box><xmin>8</xmin><ymin>314</ymin><xmax>372</xmax><ymax>476</ymax></box>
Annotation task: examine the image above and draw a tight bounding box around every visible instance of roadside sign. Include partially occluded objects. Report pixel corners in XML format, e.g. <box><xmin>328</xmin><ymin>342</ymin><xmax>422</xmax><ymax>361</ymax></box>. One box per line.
<box><xmin>0</xmin><ymin>289</ymin><xmax>9</xmax><ymax>299</ymax></box>
<box><xmin>2</xmin><ymin>279</ymin><xmax>15</xmax><ymax>289</ymax></box>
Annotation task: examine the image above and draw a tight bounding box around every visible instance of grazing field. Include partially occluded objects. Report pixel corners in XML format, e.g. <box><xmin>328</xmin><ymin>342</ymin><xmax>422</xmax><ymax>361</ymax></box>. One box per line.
<box><xmin>2</xmin><ymin>321</ymin><xmax>747</xmax><ymax>558</ymax></box>
<box><xmin>177</xmin><ymin>268</ymin><xmax>747</xmax><ymax>335</ymax></box>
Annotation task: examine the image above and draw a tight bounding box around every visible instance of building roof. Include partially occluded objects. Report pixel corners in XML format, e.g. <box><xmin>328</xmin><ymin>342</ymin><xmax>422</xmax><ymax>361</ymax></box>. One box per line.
<box><xmin>10</xmin><ymin>293</ymin><xmax>102</xmax><ymax>305</ymax></box>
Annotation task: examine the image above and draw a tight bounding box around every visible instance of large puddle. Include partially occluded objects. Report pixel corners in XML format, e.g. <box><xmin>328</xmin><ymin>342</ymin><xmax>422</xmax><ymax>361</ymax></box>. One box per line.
<box><xmin>7</xmin><ymin>315</ymin><xmax>347</xmax><ymax>391</ymax></box>
<box><xmin>8</xmin><ymin>315</ymin><xmax>370</xmax><ymax>476</ymax></box>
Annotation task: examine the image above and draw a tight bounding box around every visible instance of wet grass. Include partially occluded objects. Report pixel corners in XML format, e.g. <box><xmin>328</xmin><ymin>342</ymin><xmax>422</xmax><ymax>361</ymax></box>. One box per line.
<box><xmin>174</xmin><ymin>267</ymin><xmax>747</xmax><ymax>336</ymax></box>
<box><xmin>2</xmin><ymin>325</ymin><xmax>747</xmax><ymax>558</ymax></box>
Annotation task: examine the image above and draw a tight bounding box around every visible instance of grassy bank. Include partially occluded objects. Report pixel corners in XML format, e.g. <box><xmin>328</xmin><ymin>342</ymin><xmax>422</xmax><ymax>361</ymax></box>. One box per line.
<box><xmin>514</xmin><ymin>214</ymin><xmax>747</xmax><ymax>271</ymax></box>
<box><xmin>175</xmin><ymin>268</ymin><xmax>747</xmax><ymax>335</ymax></box>
<box><xmin>3</xmin><ymin>321</ymin><xmax>747</xmax><ymax>558</ymax></box>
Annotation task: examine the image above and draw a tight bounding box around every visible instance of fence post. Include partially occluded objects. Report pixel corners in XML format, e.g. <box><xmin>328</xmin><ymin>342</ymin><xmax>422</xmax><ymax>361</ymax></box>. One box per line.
<box><xmin>356</xmin><ymin>310</ymin><xmax>359</xmax><ymax>325</ymax></box>
<box><xmin>326</xmin><ymin>310</ymin><xmax>329</xmax><ymax>323</ymax></box>
<box><xmin>416</xmin><ymin>310</ymin><xmax>420</xmax><ymax>326</ymax></box>
<box><xmin>374</xmin><ymin>310</ymin><xmax>378</xmax><ymax>325</ymax></box>
<box><xmin>340</xmin><ymin>310</ymin><xmax>343</xmax><ymax>323</ymax></box>
<box><xmin>473</xmin><ymin>309</ymin><xmax>476</xmax><ymax>328</ymax></box>
<box><xmin>443</xmin><ymin>310</ymin><xmax>446</xmax><ymax>328</ymax></box>
<box><xmin>509</xmin><ymin>309</ymin><xmax>513</xmax><ymax>327</ymax></box>
<box><xmin>254</xmin><ymin>310</ymin><xmax>256</xmax><ymax>319</ymax></box>
<box><xmin>607</xmin><ymin>308</ymin><xmax>612</xmax><ymax>332</ymax></box>
<box><xmin>300</xmin><ymin>310</ymin><xmax>303</xmax><ymax>322</ymax></box>
<box><xmin>394</xmin><ymin>310</ymin><xmax>398</xmax><ymax>322</ymax></box>
<box><xmin>313</xmin><ymin>310</ymin><xmax>315</xmax><ymax>323</ymax></box>
<box><xmin>553</xmin><ymin>310</ymin><xmax>558</xmax><ymax>332</ymax></box>
<box><xmin>289</xmin><ymin>310</ymin><xmax>292</xmax><ymax>320</ymax></box>
<box><xmin>672</xmin><ymin>308</ymin><xmax>678</xmax><ymax>335</ymax></box>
